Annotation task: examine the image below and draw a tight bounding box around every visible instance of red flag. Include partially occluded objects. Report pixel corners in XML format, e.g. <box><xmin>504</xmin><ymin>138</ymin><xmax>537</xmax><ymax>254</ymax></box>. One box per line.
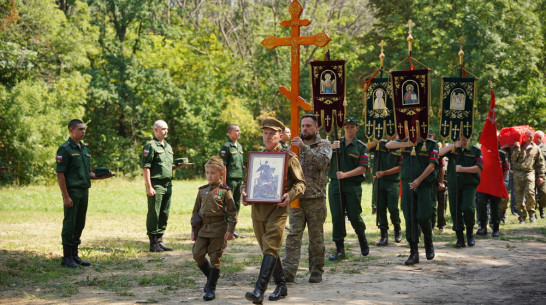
<box><xmin>477</xmin><ymin>89</ymin><xmax>509</xmax><ymax>198</ymax></box>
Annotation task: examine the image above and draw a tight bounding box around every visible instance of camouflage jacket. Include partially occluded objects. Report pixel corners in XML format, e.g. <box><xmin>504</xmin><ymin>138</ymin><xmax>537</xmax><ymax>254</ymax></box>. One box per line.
<box><xmin>299</xmin><ymin>134</ymin><xmax>332</xmax><ymax>199</ymax></box>
<box><xmin>511</xmin><ymin>142</ymin><xmax>545</xmax><ymax>178</ymax></box>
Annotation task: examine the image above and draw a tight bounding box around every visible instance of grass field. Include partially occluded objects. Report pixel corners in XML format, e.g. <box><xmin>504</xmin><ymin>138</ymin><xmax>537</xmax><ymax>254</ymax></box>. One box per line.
<box><xmin>1</xmin><ymin>178</ymin><xmax>545</xmax><ymax>303</ymax></box>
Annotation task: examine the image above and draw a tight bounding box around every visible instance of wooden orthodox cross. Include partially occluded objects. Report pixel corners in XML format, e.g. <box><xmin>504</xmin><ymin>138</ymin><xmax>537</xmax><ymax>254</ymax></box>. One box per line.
<box><xmin>261</xmin><ymin>0</ymin><xmax>331</xmax><ymax>154</ymax></box>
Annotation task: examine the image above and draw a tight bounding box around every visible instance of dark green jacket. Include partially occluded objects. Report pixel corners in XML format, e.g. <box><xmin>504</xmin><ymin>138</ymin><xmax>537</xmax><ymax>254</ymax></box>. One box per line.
<box><xmin>141</xmin><ymin>137</ymin><xmax>174</xmax><ymax>180</ymax></box>
<box><xmin>400</xmin><ymin>139</ymin><xmax>439</xmax><ymax>184</ymax></box>
<box><xmin>56</xmin><ymin>137</ymin><xmax>91</xmax><ymax>189</ymax></box>
<box><xmin>328</xmin><ymin>137</ymin><xmax>368</xmax><ymax>183</ymax></box>
<box><xmin>220</xmin><ymin>138</ymin><xmax>244</xmax><ymax>179</ymax></box>
<box><xmin>368</xmin><ymin>140</ymin><xmax>402</xmax><ymax>182</ymax></box>
<box><xmin>446</xmin><ymin>145</ymin><xmax>483</xmax><ymax>186</ymax></box>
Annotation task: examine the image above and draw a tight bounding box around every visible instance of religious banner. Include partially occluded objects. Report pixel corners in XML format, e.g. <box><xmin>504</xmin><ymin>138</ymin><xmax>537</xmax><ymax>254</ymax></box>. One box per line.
<box><xmin>390</xmin><ymin>69</ymin><xmax>431</xmax><ymax>143</ymax></box>
<box><xmin>310</xmin><ymin>60</ymin><xmax>346</xmax><ymax>133</ymax></box>
<box><xmin>363</xmin><ymin>77</ymin><xmax>396</xmax><ymax>140</ymax></box>
<box><xmin>439</xmin><ymin>77</ymin><xmax>477</xmax><ymax>141</ymax></box>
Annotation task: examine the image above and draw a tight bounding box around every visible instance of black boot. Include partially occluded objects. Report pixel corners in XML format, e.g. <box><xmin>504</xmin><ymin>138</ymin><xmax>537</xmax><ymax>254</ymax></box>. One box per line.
<box><xmin>455</xmin><ymin>231</ymin><xmax>466</xmax><ymax>248</ymax></box>
<box><xmin>376</xmin><ymin>229</ymin><xmax>388</xmax><ymax>247</ymax></box>
<box><xmin>357</xmin><ymin>232</ymin><xmax>370</xmax><ymax>256</ymax></box>
<box><xmin>245</xmin><ymin>254</ymin><xmax>276</xmax><ymax>304</ymax></box>
<box><xmin>394</xmin><ymin>223</ymin><xmax>402</xmax><ymax>243</ymax></box>
<box><xmin>424</xmin><ymin>236</ymin><xmax>435</xmax><ymax>260</ymax></box>
<box><xmin>268</xmin><ymin>257</ymin><xmax>287</xmax><ymax>301</ymax></box>
<box><xmin>540</xmin><ymin>207</ymin><xmax>545</xmax><ymax>219</ymax></box>
<box><xmin>404</xmin><ymin>242</ymin><xmax>419</xmax><ymax>265</ymax></box>
<box><xmin>476</xmin><ymin>224</ymin><xmax>487</xmax><ymax>236</ymax></box>
<box><xmin>149</xmin><ymin>234</ymin><xmax>163</xmax><ymax>252</ymax></box>
<box><xmin>467</xmin><ymin>229</ymin><xmax>475</xmax><ymax>247</ymax></box>
<box><xmin>198</xmin><ymin>260</ymin><xmax>212</xmax><ymax>292</ymax></box>
<box><xmin>328</xmin><ymin>240</ymin><xmax>345</xmax><ymax>261</ymax></box>
<box><xmin>491</xmin><ymin>224</ymin><xmax>500</xmax><ymax>237</ymax></box>
<box><xmin>72</xmin><ymin>245</ymin><xmax>91</xmax><ymax>266</ymax></box>
<box><xmin>203</xmin><ymin>268</ymin><xmax>220</xmax><ymax>301</ymax></box>
<box><xmin>61</xmin><ymin>246</ymin><xmax>78</xmax><ymax>268</ymax></box>
<box><xmin>156</xmin><ymin>234</ymin><xmax>173</xmax><ymax>251</ymax></box>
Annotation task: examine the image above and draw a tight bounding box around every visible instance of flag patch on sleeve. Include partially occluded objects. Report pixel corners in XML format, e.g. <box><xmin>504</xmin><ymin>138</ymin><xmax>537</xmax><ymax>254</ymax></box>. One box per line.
<box><xmin>221</xmin><ymin>151</ymin><xmax>226</xmax><ymax>157</ymax></box>
<box><xmin>56</xmin><ymin>155</ymin><xmax>63</xmax><ymax>163</ymax></box>
<box><xmin>143</xmin><ymin>149</ymin><xmax>150</xmax><ymax>157</ymax></box>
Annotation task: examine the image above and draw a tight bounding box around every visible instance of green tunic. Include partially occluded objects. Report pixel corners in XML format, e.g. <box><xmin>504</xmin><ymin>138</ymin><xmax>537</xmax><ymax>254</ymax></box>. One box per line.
<box><xmin>220</xmin><ymin>138</ymin><xmax>244</xmax><ymax>211</ymax></box>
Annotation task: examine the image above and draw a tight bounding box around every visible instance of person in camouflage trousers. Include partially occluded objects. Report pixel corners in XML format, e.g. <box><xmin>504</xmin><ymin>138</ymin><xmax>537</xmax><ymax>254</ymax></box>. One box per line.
<box><xmin>533</xmin><ymin>130</ymin><xmax>546</xmax><ymax>219</ymax></box>
<box><xmin>283</xmin><ymin>114</ymin><xmax>332</xmax><ymax>284</ymax></box>
<box><xmin>511</xmin><ymin>131</ymin><xmax>545</xmax><ymax>223</ymax></box>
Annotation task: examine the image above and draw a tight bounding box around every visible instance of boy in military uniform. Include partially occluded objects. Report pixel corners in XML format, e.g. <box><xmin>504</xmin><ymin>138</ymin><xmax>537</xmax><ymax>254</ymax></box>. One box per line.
<box><xmin>368</xmin><ymin>135</ymin><xmax>402</xmax><ymax>246</ymax></box>
<box><xmin>328</xmin><ymin>117</ymin><xmax>370</xmax><ymax>261</ymax></box>
<box><xmin>142</xmin><ymin>120</ymin><xmax>188</xmax><ymax>252</ymax></box>
<box><xmin>386</xmin><ymin>134</ymin><xmax>439</xmax><ymax>265</ymax></box>
<box><xmin>439</xmin><ymin>135</ymin><xmax>483</xmax><ymax>247</ymax></box>
<box><xmin>220</xmin><ymin>124</ymin><xmax>245</xmax><ymax>238</ymax></box>
<box><xmin>242</xmin><ymin>118</ymin><xmax>306</xmax><ymax>304</ymax></box>
<box><xmin>191</xmin><ymin>156</ymin><xmax>237</xmax><ymax>301</ymax></box>
<box><xmin>56</xmin><ymin>119</ymin><xmax>113</xmax><ymax>268</ymax></box>
<box><xmin>476</xmin><ymin>147</ymin><xmax>509</xmax><ymax>237</ymax></box>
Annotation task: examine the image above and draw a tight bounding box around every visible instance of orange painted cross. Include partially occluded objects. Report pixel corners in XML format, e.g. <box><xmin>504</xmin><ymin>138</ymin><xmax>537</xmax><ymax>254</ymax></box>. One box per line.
<box><xmin>261</xmin><ymin>0</ymin><xmax>330</xmax><ymax>154</ymax></box>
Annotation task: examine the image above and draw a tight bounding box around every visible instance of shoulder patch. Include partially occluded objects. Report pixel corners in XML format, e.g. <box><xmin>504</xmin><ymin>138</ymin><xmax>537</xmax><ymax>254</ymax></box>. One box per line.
<box><xmin>198</xmin><ymin>184</ymin><xmax>210</xmax><ymax>189</ymax></box>
<box><xmin>357</xmin><ymin>140</ymin><xmax>366</xmax><ymax>146</ymax></box>
<box><xmin>61</xmin><ymin>142</ymin><xmax>70</xmax><ymax>148</ymax></box>
<box><xmin>220</xmin><ymin>184</ymin><xmax>232</xmax><ymax>190</ymax></box>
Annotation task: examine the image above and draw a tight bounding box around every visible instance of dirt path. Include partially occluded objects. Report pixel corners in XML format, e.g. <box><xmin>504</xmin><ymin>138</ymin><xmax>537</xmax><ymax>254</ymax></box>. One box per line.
<box><xmin>3</xmin><ymin>231</ymin><xmax>545</xmax><ymax>305</ymax></box>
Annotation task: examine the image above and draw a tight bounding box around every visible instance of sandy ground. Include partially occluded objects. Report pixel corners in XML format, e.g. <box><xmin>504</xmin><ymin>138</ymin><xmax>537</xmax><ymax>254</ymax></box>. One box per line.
<box><xmin>2</xmin><ymin>228</ymin><xmax>545</xmax><ymax>305</ymax></box>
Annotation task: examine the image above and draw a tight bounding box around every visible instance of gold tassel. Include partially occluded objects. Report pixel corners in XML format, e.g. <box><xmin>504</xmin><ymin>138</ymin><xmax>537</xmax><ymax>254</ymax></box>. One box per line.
<box><xmin>411</xmin><ymin>146</ymin><xmax>416</xmax><ymax>156</ymax></box>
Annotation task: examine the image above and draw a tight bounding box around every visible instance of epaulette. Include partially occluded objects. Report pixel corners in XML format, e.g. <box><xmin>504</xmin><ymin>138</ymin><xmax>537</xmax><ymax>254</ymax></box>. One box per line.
<box><xmin>358</xmin><ymin>140</ymin><xmax>366</xmax><ymax>146</ymax></box>
<box><xmin>473</xmin><ymin>144</ymin><xmax>480</xmax><ymax>150</ymax></box>
<box><xmin>198</xmin><ymin>184</ymin><xmax>210</xmax><ymax>189</ymax></box>
<box><xmin>61</xmin><ymin>141</ymin><xmax>70</xmax><ymax>148</ymax></box>
<box><xmin>148</xmin><ymin>140</ymin><xmax>155</xmax><ymax>145</ymax></box>
<box><xmin>220</xmin><ymin>184</ymin><xmax>232</xmax><ymax>190</ymax></box>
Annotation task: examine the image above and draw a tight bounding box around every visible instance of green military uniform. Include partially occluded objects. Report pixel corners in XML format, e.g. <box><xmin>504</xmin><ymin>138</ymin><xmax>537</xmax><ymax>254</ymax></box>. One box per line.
<box><xmin>445</xmin><ymin>145</ymin><xmax>483</xmax><ymax>233</ymax></box>
<box><xmin>220</xmin><ymin>138</ymin><xmax>244</xmax><ymax>211</ymax></box>
<box><xmin>328</xmin><ymin>137</ymin><xmax>369</xmax><ymax>241</ymax></box>
<box><xmin>477</xmin><ymin>149</ymin><xmax>509</xmax><ymax>235</ymax></box>
<box><xmin>283</xmin><ymin>134</ymin><xmax>331</xmax><ymax>281</ymax></box>
<box><xmin>511</xmin><ymin>142</ymin><xmax>545</xmax><ymax>221</ymax></box>
<box><xmin>280</xmin><ymin>141</ymin><xmax>290</xmax><ymax>149</ymax></box>
<box><xmin>142</xmin><ymin>137</ymin><xmax>174</xmax><ymax>236</ymax></box>
<box><xmin>536</xmin><ymin>143</ymin><xmax>546</xmax><ymax>217</ymax></box>
<box><xmin>432</xmin><ymin>156</ymin><xmax>447</xmax><ymax>230</ymax></box>
<box><xmin>56</xmin><ymin>137</ymin><xmax>92</xmax><ymax>247</ymax></box>
<box><xmin>251</xmin><ymin>144</ymin><xmax>306</xmax><ymax>257</ymax></box>
<box><xmin>369</xmin><ymin>140</ymin><xmax>402</xmax><ymax>232</ymax></box>
<box><xmin>191</xmin><ymin>182</ymin><xmax>237</xmax><ymax>269</ymax></box>
<box><xmin>399</xmin><ymin>139</ymin><xmax>439</xmax><ymax>243</ymax></box>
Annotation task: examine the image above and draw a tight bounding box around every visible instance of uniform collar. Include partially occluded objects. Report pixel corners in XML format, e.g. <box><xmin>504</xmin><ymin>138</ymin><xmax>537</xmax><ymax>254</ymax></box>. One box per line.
<box><xmin>67</xmin><ymin>137</ymin><xmax>84</xmax><ymax>149</ymax></box>
<box><xmin>306</xmin><ymin>134</ymin><xmax>322</xmax><ymax>146</ymax></box>
<box><xmin>342</xmin><ymin>137</ymin><xmax>357</xmax><ymax>146</ymax></box>
<box><xmin>227</xmin><ymin>138</ymin><xmax>238</xmax><ymax>147</ymax></box>
<box><xmin>153</xmin><ymin>136</ymin><xmax>166</xmax><ymax>147</ymax></box>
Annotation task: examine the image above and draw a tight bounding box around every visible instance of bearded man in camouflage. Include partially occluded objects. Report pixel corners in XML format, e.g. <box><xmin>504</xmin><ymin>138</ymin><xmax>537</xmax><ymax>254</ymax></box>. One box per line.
<box><xmin>283</xmin><ymin>114</ymin><xmax>332</xmax><ymax>284</ymax></box>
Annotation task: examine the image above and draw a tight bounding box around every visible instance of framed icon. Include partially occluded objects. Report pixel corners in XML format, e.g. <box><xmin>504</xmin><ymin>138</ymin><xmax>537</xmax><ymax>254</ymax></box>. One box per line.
<box><xmin>245</xmin><ymin>152</ymin><xmax>289</xmax><ymax>203</ymax></box>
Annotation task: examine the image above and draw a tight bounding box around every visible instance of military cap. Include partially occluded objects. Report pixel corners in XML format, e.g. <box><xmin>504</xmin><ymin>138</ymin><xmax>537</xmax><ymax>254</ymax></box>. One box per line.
<box><xmin>428</xmin><ymin>129</ymin><xmax>435</xmax><ymax>135</ymax></box>
<box><xmin>174</xmin><ymin>157</ymin><xmax>188</xmax><ymax>165</ymax></box>
<box><xmin>206</xmin><ymin>156</ymin><xmax>224</xmax><ymax>168</ymax></box>
<box><xmin>261</xmin><ymin>118</ymin><xmax>285</xmax><ymax>132</ymax></box>
<box><xmin>344</xmin><ymin>117</ymin><xmax>359</xmax><ymax>125</ymax></box>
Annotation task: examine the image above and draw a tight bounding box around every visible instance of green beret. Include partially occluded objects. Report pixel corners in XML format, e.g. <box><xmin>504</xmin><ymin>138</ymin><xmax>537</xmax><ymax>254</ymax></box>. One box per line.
<box><xmin>261</xmin><ymin>118</ymin><xmax>285</xmax><ymax>132</ymax></box>
<box><xmin>174</xmin><ymin>157</ymin><xmax>188</xmax><ymax>165</ymax></box>
<box><xmin>344</xmin><ymin>117</ymin><xmax>359</xmax><ymax>125</ymax></box>
<box><xmin>206</xmin><ymin>156</ymin><xmax>224</xmax><ymax>168</ymax></box>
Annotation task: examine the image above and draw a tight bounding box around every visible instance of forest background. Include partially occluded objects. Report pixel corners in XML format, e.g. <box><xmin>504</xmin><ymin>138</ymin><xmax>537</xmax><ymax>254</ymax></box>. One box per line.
<box><xmin>0</xmin><ymin>0</ymin><xmax>544</xmax><ymax>185</ymax></box>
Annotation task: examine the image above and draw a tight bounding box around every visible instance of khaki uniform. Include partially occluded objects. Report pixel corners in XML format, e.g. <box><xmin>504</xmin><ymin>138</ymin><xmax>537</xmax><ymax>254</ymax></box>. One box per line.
<box><xmin>369</xmin><ymin>140</ymin><xmax>402</xmax><ymax>231</ymax></box>
<box><xmin>56</xmin><ymin>137</ymin><xmax>92</xmax><ymax>247</ymax></box>
<box><xmin>142</xmin><ymin>137</ymin><xmax>174</xmax><ymax>235</ymax></box>
<box><xmin>250</xmin><ymin>144</ymin><xmax>306</xmax><ymax>258</ymax></box>
<box><xmin>284</xmin><ymin>135</ymin><xmax>331</xmax><ymax>278</ymax></box>
<box><xmin>191</xmin><ymin>182</ymin><xmax>237</xmax><ymax>269</ymax></box>
<box><xmin>220</xmin><ymin>139</ymin><xmax>244</xmax><ymax>211</ymax></box>
<box><xmin>511</xmin><ymin>142</ymin><xmax>546</xmax><ymax>220</ymax></box>
<box><xmin>399</xmin><ymin>139</ymin><xmax>439</xmax><ymax>242</ymax></box>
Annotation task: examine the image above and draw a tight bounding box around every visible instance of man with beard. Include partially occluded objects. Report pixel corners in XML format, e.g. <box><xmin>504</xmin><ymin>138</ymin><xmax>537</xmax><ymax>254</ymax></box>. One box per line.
<box><xmin>283</xmin><ymin>114</ymin><xmax>332</xmax><ymax>284</ymax></box>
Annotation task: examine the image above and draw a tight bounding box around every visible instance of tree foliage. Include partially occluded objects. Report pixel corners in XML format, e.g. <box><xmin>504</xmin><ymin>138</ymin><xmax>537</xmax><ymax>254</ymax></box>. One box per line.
<box><xmin>0</xmin><ymin>0</ymin><xmax>544</xmax><ymax>184</ymax></box>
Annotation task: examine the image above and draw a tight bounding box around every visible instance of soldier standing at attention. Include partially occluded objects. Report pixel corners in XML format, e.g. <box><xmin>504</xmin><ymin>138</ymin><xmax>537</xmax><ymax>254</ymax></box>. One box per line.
<box><xmin>367</xmin><ymin>135</ymin><xmax>402</xmax><ymax>246</ymax></box>
<box><xmin>220</xmin><ymin>124</ymin><xmax>245</xmax><ymax>238</ymax></box>
<box><xmin>386</xmin><ymin>133</ymin><xmax>439</xmax><ymax>265</ymax></box>
<box><xmin>242</xmin><ymin>118</ymin><xmax>306</xmax><ymax>304</ymax></box>
<box><xmin>439</xmin><ymin>135</ymin><xmax>483</xmax><ymax>247</ymax></box>
<box><xmin>56</xmin><ymin>119</ymin><xmax>113</xmax><ymax>268</ymax></box>
<box><xmin>328</xmin><ymin>117</ymin><xmax>370</xmax><ymax>261</ymax></box>
<box><xmin>281</xmin><ymin>126</ymin><xmax>292</xmax><ymax>149</ymax></box>
<box><xmin>511</xmin><ymin>130</ymin><xmax>545</xmax><ymax>223</ymax></box>
<box><xmin>142</xmin><ymin>120</ymin><xmax>187</xmax><ymax>252</ymax></box>
<box><xmin>533</xmin><ymin>130</ymin><xmax>546</xmax><ymax>219</ymax></box>
<box><xmin>191</xmin><ymin>156</ymin><xmax>237</xmax><ymax>301</ymax></box>
<box><xmin>283</xmin><ymin>114</ymin><xmax>331</xmax><ymax>284</ymax></box>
